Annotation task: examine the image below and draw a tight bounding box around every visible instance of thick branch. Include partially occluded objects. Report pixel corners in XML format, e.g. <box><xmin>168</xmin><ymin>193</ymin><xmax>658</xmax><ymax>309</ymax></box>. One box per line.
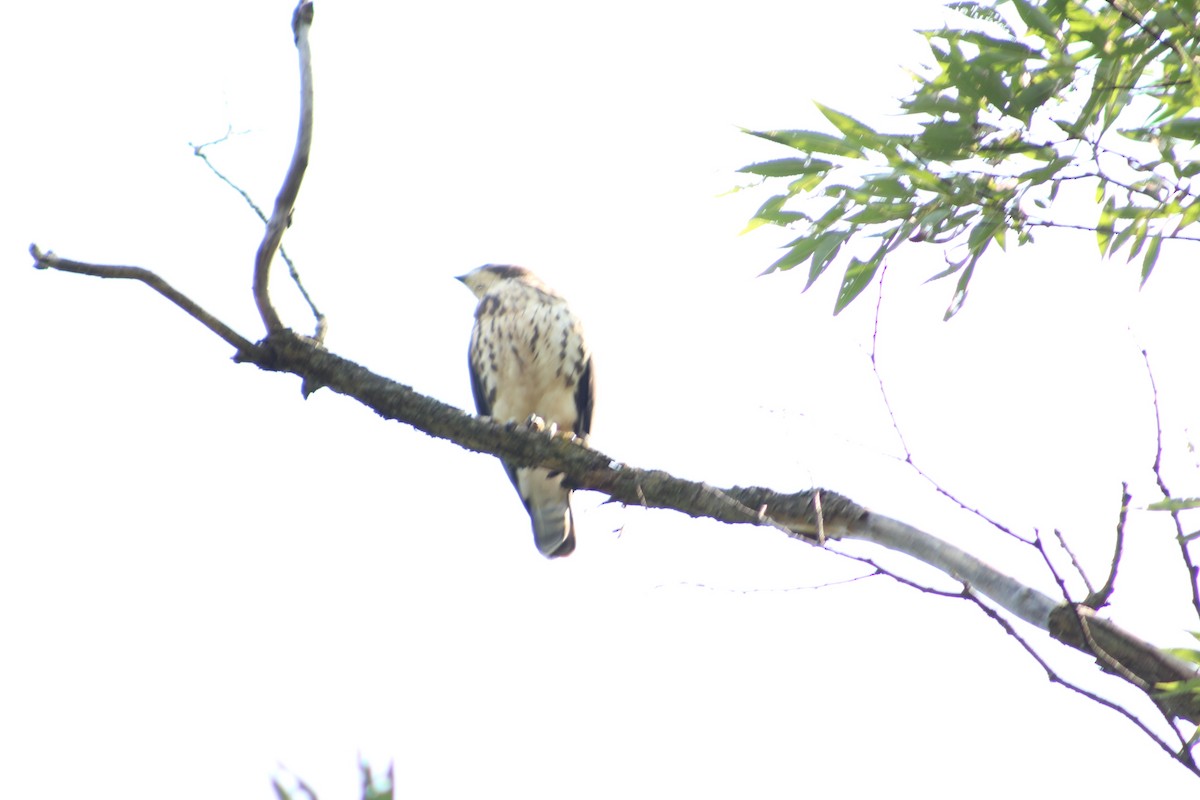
<box><xmin>240</xmin><ymin>329</ymin><xmax>863</xmax><ymax>537</ymax></box>
<box><xmin>1050</xmin><ymin>605</ymin><xmax>1200</xmax><ymax>724</ymax></box>
<box><xmin>848</xmin><ymin>514</ymin><xmax>1056</xmax><ymax>627</ymax></box>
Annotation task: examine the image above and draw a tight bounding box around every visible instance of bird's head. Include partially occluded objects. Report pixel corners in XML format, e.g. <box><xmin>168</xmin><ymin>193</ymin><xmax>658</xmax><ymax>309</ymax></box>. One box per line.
<box><xmin>456</xmin><ymin>264</ymin><xmax>539</xmax><ymax>299</ymax></box>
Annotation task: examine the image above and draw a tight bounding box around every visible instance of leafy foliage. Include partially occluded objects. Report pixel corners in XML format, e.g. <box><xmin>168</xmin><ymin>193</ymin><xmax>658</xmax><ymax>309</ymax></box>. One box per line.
<box><xmin>741</xmin><ymin>0</ymin><xmax>1200</xmax><ymax>316</ymax></box>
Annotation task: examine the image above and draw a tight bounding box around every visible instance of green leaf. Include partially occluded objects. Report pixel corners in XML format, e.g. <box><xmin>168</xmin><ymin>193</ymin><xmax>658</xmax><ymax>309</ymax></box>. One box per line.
<box><xmin>1147</xmin><ymin>496</ymin><xmax>1200</xmax><ymax>511</ymax></box>
<box><xmin>1109</xmin><ymin>217</ymin><xmax>1139</xmax><ymax>258</ymax></box>
<box><xmin>944</xmin><ymin>256</ymin><xmax>978</xmax><ymax>319</ymax></box>
<box><xmin>1012</xmin><ymin>0</ymin><xmax>1059</xmax><ymax>40</ymax></box>
<box><xmin>1127</xmin><ymin>219</ymin><xmax>1149</xmax><ymax>261</ymax></box>
<box><xmin>1179</xmin><ymin>199</ymin><xmax>1200</xmax><ymax>231</ymax></box>
<box><xmin>807</xmin><ymin>231</ymin><xmax>849</xmax><ymax>288</ymax></box>
<box><xmin>968</xmin><ymin>211</ymin><xmax>1003</xmax><ymax>251</ymax></box>
<box><xmin>956</xmin><ymin>30</ymin><xmax>1039</xmax><ymax>60</ymax></box>
<box><xmin>1009</xmin><ymin>76</ymin><xmax>1061</xmax><ymax>124</ymax></box>
<box><xmin>1160</xmin><ymin>117</ymin><xmax>1200</xmax><ymax>141</ymax></box>
<box><xmin>915</xmin><ymin>119</ymin><xmax>977</xmax><ymax>159</ymax></box>
<box><xmin>745</xmin><ymin>129</ymin><xmax>866</xmax><ymax>159</ymax></box>
<box><xmin>848</xmin><ymin>202</ymin><xmax>916</xmax><ymax>224</ymax></box>
<box><xmin>1154</xmin><ymin>678</ymin><xmax>1200</xmax><ymax>698</ymax></box>
<box><xmin>1096</xmin><ymin>195</ymin><xmax>1116</xmax><ymax>255</ymax></box>
<box><xmin>948</xmin><ymin>1</ymin><xmax>1016</xmax><ymax>35</ymax></box>
<box><xmin>738</xmin><ymin>157</ymin><xmax>834</xmax><ymax>178</ymax></box>
<box><xmin>863</xmin><ymin>175</ymin><xmax>915</xmax><ymax>199</ymax></box>
<box><xmin>765</xmin><ymin>237</ymin><xmax>821</xmax><ymax>274</ymax></box>
<box><xmin>834</xmin><ymin>256</ymin><xmax>881</xmax><ymax>314</ymax></box>
<box><xmin>815</xmin><ymin>103</ymin><xmax>880</xmax><ymax>144</ymax></box>
<box><xmin>1017</xmin><ymin>156</ymin><xmax>1074</xmax><ymax>185</ymax></box>
<box><xmin>749</xmin><ymin>194</ymin><xmax>807</xmax><ymax>228</ymax></box>
<box><xmin>899</xmin><ymin>165</ymin><xmax>950</xmax><ymax>192</ymax></box>
<box><xmin>1164</xmin><ymin>648</ymin><xmax>1200</xmax><ymax>666</ymax></box>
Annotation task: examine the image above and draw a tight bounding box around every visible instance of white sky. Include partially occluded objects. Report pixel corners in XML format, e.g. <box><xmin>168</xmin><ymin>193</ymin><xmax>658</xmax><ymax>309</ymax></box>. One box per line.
<box><xmin>4</xmin><ymin>1</ymin><xmax>1200</xmax><ymax>797</ymax></box>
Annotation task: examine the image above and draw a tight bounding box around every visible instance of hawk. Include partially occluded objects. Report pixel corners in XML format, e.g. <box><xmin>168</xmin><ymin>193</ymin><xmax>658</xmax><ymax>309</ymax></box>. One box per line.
<box><xmin>457</xmin><ymin>265</ymin><xmax>595</xmax><ymax>558</ymax></box>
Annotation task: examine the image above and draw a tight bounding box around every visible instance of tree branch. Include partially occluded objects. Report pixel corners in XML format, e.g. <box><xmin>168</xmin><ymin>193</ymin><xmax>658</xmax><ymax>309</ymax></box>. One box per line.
<box><xmin>28</xmin><ymin>245</ymin><xmax>255</xmax><ymax>355</ymax></box>
<box><xmin>1085</xmin><ymin>483</ymin><xmax>1129</xmax><ymax>609</ymax></box>
<box><xmin>253</xmin><ymin>1</ymin><xmax>315</xmax><ymax>335</ymax></box>
<box><xmin>191</xmin><ymin>128</ymin><xmax>326</xmax><ymax>342</ymax></box>
<box><xmin>972</xmin><ymin>591</ymin><xmax>1199</xmax><ymax>776</ymax></box>
<box><xmin>1143</xmin><ymin>349</ymin><xmax>1200</xmax><ymax>623</ymax></box>
<box><xmin>1024</xmin><ymin>219</ymin><xmax>1200</xmax><ymax>243</ymax></box>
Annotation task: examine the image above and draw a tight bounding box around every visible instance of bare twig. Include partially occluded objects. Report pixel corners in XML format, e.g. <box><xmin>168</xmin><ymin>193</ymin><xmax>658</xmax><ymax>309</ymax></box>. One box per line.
<box><xmin>842</xmin><ymin>540</ymin><xmax>1199</xmax><ymax>773</ymax></box>
<box><xmin>1143</xmin><ymin>349</ymin><xmax>1200</xmax><ymax>622</ymax></box>
<box><xmin>1035</xmin><ymin>530</ymin><xmax>1146</xmax><ymax>687</ymax></box>
<box><xmin>28</xmin><ymin>245</ymin><xmax>255</xmax><ymax>355</ymax></box>
<box><xmin>1023</xmin><ymin>219</ymin><xmax>1200</xmax><ymax>243</ymax></box>
<box><xmin>253</xmin><ymin>1</ymin><xmax>315</xmax><ymax>335</ymax></box>
<box><xmin>1053</xmin><ymin>527</ymin><xmax>1096</xmax><ymax>598</ymax></box>
<box><xmin>831</xmin><ymin>551</ymin><xmax>964</xmax><ymax>598</ymax></box>
<box><xmin>657</xmin><ymin>572</ymin><xmax>879</xmax><ymax>593</ymax></box>
<box><xmin>869</xmin><ymin>261</ymin><xmax>1031</xmax><ymax>544</ymax></box>
<box><xmin>191</xmin><ymin>129</ymin><xmax>327</xmax><ymax>343</ymax></box>
<box><xmin>965</xmin><ymin>589</ymin><xmax>1199</xmax><ymax>775</ymax></box>
<box><xmin>1085</xmin><ymin>482</ymin><xmax>1130</xmax><ymax>609</ymax></box>
<box><xmin>191</xmin><ymin>129</ymin><xmax>270</xmax><ymax>222</ymax></box>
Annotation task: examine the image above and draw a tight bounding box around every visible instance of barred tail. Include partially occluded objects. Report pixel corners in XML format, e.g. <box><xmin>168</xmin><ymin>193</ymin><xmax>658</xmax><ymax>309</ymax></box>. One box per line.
<box><xmin>530</xmin><ymin>501</ymin><xmax>575</xmax><ymax>558</ymax></box>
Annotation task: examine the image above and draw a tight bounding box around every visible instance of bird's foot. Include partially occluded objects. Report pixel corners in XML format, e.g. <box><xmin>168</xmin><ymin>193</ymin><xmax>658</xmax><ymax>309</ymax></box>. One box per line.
<box><xmin>523</xmin><ymin>413</ymin><xmax>558</xmax><ymax>438</ymax></box>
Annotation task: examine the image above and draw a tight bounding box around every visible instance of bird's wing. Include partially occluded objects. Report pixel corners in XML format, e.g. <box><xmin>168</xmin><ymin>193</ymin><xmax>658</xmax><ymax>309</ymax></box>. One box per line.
<box><xmin>469</xmin><ymin>349</ymin><xmax>521</xmax><ymax>493</ymax></box>
<box><xmin>573</xmin><ymin>354</ymin><xmax>595</xmax><ymax>437</ymax></box>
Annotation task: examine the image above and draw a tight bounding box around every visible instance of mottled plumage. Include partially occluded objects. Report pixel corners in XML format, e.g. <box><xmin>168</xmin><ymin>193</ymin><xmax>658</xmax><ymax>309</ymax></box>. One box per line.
<box><xmin>457</xmin><ymin>265</ymin><xmax>595</xmax><ymax>557</ymax></box>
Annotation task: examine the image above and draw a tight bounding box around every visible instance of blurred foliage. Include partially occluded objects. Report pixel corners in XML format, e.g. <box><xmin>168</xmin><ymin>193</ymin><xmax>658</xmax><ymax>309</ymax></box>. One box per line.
<box><xmin>741</xmin><ymin>0</ymin><xmax>1200</xmax><ymax>316</ymax></box>
<box><xmin>272</xmin><ymin>760</ymin><xmax>393</xmax><ymax>800</ymax></box>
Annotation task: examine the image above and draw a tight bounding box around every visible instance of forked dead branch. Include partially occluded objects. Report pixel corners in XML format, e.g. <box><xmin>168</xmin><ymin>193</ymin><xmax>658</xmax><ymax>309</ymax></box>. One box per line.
<box><xmin>26</xmin><ymin>0</ymin><xmax>1200</xmax><ymax>776</ymax></box>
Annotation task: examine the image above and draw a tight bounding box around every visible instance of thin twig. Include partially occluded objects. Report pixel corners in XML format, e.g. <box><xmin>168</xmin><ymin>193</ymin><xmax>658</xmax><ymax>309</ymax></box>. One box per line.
<box><xmin>1086</xmin><ymin>482</ymin><xmax>1130</xmax><ymax>609</ymax></box>
<box><xmin>191</xmin><ymin>128</ymin><xmax>270</xmax><ymax>222</ymax></box>
<box><xmin>869</xmin><ymin>261</ymin><xmax>1031</xmax><ymax>544</ymax></box>
<box><xmin>657</xmin><ymin>572</ymin><xmax>879</xmax><ymax>594</ymax></box>
<box><xmin>1023</xmin><ymin>219</ymin><xmax>1200</xmax><ymax>243</ymax></box>
<box><xmin>1035</xmin><ymin>530</ymin><xmax>1147</xmax><ymax>688</ymax></box>
<box><xmin>191</xmin><ymin>128</ymin><xmax>327</xmax><ymax>342</ymax></box>
<box><xmin>832</xmin><ymin>551</ymin><xmax>964</xmax><ymax>598</ymax></box>
<box><xmin>28</xmin><ymin>245</ymin><xmax>255</xmax><ymax>355</ymax></box>
<box><xmin>1142</xmin><ymin>349</ymin><xmax>1200</xmax><ymax>622</ymax></box>
<box><xmin>1053</xmin><ymin>528</ymin><xmax>1096</xmax><ymax>598</ymax></box>
<box><xmin>253</xmin><ymin>1</ymin><xmax>315</xmax><ymax>335</ymax></box>
<box><xmin>842</xmin><ymin>540</ymin><xmax>1198</xmax><ymax>772</ymax></box>
<box><xmin>964</xmin><ymin>588</ymin><xmax>1198</xmax><ymax>775</ymax></box>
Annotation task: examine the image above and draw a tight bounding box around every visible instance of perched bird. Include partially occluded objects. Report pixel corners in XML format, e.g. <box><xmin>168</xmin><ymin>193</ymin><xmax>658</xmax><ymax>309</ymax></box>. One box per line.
<box><xmin>457</xmin><ymin>265</ymin><xmax>595</xmax><ymax>558</ymax></box>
